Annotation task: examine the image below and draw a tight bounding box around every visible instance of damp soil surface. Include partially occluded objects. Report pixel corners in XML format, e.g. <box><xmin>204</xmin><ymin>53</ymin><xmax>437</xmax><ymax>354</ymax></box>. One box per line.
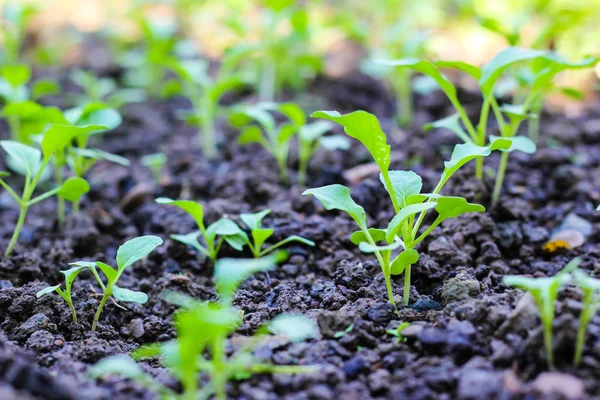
<box><xmin>1</xmin><ymin>63</ymin><xmax>600</xmax><ymax>400</ymax></box>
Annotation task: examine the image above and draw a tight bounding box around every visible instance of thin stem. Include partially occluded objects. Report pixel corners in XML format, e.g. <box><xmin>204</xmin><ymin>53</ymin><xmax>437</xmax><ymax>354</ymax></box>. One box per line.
<box><xmin>0</xmin><ymin>179</ymin><xmax>23</xmax><ymax>205</ymax></box>
<box><xmin>28</xmin><ymin>188</ymin><xmax>61</xmax><ymax>206</ymax></box>
<box><xmin>395</xmin><ymin>71</ymin><xmax>413</xmax><ymax>127</ymax></box>
<box><xmin>528</xmin><ymin>113</ymin><xmax>541</xmax><ymax>144</ymax></box>
<box><xmin>403</xmin><ymin>264</ymin><xmax>411</xmax><ymax>306</ymax></box>
<box><xmin>277</xmin><ymin>153</ymin><xmax>289</xmax><ymax>185</ymax></box>
<box><xmin>5</xmin><ymin>204</ymin><xmax>27</xmax><ymax>257</ymax></box>
<box><xmin>66</xmin><ymin>299</ymin><xmax>78</xmax><ymax>324</ymax></box>
<box><xmin>55</xmin><ymin>167</ymin><xmax>65</xmax><ymax>224</ymax></box>
<box><xmin>200</xmin><ymin>96</ymin><xmax>218</xmax><ymax>159</ymax></box>
<box><xmin>92</xmin><ymin>291</ymin><xmax>111</xmax><ymax>331</ymax></box>
<box><xmin>211</xmin><ymin>336</ymin><xmax>227</xmax><ymax>400</ymax></box>
<box><xmin>383</xmin><ymin>257</ymin><xmax>395</xmax><ymax>309</ymax></box>
<box><xmin>491</xmin><ymin>151</ymin><xmax>509</xmax><ymax>206</ymax></box>
<box><xmin>574</xmin><ymin>293</ymin><xmax>593</xmax><ymax>367</ymax></box>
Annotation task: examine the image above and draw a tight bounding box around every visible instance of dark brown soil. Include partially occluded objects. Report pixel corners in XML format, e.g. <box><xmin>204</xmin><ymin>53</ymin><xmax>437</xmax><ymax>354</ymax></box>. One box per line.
<box><xmin>1</xmin><ymin>56</ymin><xmax>600</xmax><ymax>400</ymax></box>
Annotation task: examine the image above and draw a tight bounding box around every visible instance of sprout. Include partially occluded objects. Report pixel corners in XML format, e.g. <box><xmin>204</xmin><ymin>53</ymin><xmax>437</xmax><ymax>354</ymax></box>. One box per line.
<box><xmin>141</xmin><ymin>152</ymin><xmax>167</xmax><ymax>182</ymax></box>
<box><xmin>572</xmin><ymin>269</ymin><xmax>600</xmax><ymax>367</ymax></box>
<box><xmin>36</xmin><ymin>266</ymin><xmax>87</xmax><ymax>323</ymax></box>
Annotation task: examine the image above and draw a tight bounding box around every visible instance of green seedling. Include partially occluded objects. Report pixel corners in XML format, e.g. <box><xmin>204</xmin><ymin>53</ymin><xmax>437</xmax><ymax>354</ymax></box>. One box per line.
<box><xmin>156</xmin><ymin>198</ymin><xmax>241</xmax><ymax>262</ymax></box>
<box><xmin>0</xmin><ymin>125</ymin><xmax>94</xmax><ymax>256</ymax></box>
<box><xmin>36</xmin><ymin>265</ymin><xmax>87</xmax><ymax>323</ymax></box>
<box><xmin>70</xmin><ymin>235</ymin><xmax>163</xmax><ymax>331</ymax></box>
<box><xmin>70</xmin><ymin>68</ymin><xmax>146</xmax><ymax>109</ymax></box>
<box><xmin>304</xmin><ymin>110</ymin><xmax>509</xmax><ymax>307</ymax></box>
<box><xmin>503</xmin><ymin>257</ymin><xmax>581</xmax><ymax>368</ymax></box>
<box><xmin>0</xmin><ymin>64</ymin><xmax>61</xmax><ymax>142</ymax></box>
<box><xmin>381</xmin><ymin>48</ymin><xmax>598</xmax><ymax>203</ymax></box>
<box><xmin>333</xmin><ymin>324</ymin><xmax>354</xmax><ymax>339</ymax></box>
<box><xmin>387</xmin><ymin>321</ymin><xmax>410</xmax><ymax>342</ymax></box>
<box><xmin>141</xmin><ymin>152</ymin><xmax>167</xmax><ymax>182</ymax></box>
<box><xmin>90</xmin><ymin>253</ymin><xmax>317</xmax><ymax>400</ymax></box>
<box><xmin>221</xmin><ymin>208</ymin><xmax>315</xmax><ymax>258</ymax></box>
<box><xmin>164</xmin><ymin>57</ymin><xmax>246</xmax><ymax>160</ymax></box>
<box><xmin>0</xmin><ymin>3</ymin><xmax>37</xmax><ymax>64</ymax></box>
<box><xmin>572</xmin><ymin>269</ymin><xmax>600</xmax><ymax>367</ymax></box>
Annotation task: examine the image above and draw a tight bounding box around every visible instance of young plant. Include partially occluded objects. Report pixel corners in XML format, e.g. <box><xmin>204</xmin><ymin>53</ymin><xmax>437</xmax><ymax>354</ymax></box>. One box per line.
<box><xmin>387</xmin><ymin>321</ymin><xmax>411</xmax><ymax>342</ymax></box>
<box><xmin>36</xmin><ymin>265</ymin><xmax>87</xmax><ymax>323</ymax></box>
<box><xmin>0</xmin><ymin>3</ymin><xmax>37</xmax><ymax>64</ymax></box>
<box><xmin>0</xmin><ymin>125</ymin><xmax>94</xmax><ymax>256</ymax></box>
<box><xmin>381</xmin><ymin>48</ymin><xmax>598</xmax><ymax>203</ymax></box>
<box><xmin>164</xmin><ymin>57</ymin><xmax>246</xmax><ymax>159</ymax></box>
<box><xmin>70</xmin><ymin>69</ymin><xmax>146</xmax><ymax>109</ymax></box>
<box><xmin>304</xmin><ymin>110</ymin><xmax>510</xmax><ymax>307</ymax></box>
<box><xmin>89</xmin><ymin>253</ymin><xmax>317</xmax><ymax>400</ymax></box>
<box><xmin>503</xmin><ymin>257</ymin><xmax>581</xmax><ymax>369</ymax></box>
<box><xmin>141</xmin><ymin>152</ymin><xmax>167</xmax><ymax>182</ymax></box>
<box><xmin>156</xmin><ymin>198</ymin><xmax>241</xmax><ymax>262</ymax></box>
<box><xmin>572</xmin><ymin>269</ymin><xmax>600</xmax><ymax>367</ymax></box>
<box><xmin>222</xmin><ymin>208</ymin><xmax>315</xmax><ymax>258</ymax></box>
<box><xmin>70</xmin><ymin>235</ymin><xmax>163</xmax><ymax>331</ymax></box>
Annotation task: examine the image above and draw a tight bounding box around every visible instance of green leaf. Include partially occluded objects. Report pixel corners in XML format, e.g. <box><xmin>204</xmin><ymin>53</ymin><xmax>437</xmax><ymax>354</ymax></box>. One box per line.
<box><xmin>57</xmin><ymin>177</ymin><xmax>90</xmax><ymax>202</ymax></box>
<box><xmin>215</xmin><ymin>252</ymin><xmax>287</xmax><ymax>305</ymax></box>
<box><xmin>303</xmin><ymin>184</ymin><xmax>367</xmax><ymax>228</ymax></box>
<box><xmin>113</xmin><ymin>286</ymin><xmax>148</xmax><ymax>304</ymax></box>
<box><xmin>319</xmin><ymin>135</ymin><xmax>351</xmax><ymax>151</ymax></box>
<box><xmin>423</xmin><ymin>113</ymin><xmax>472</xmax><ymax>143</ymax></box>
<box><xmin>60</xmin><ymin>266</ymin><xmax>87</xmax><ymax>291</ymax></box>
<box><xmin>390</xmin><ymin>249</ymin><xmax>419</xmax><ymax>275</ymax></box>
<box><xmin>359</xmin><ymin>240</ymin><xmax>403</xmax><ymax>253</ymax></box>
<box><xmin>350</xmin><ymin>228</ymin><xmax>387</xmax><ymax>245</ymax></box>
<box><xmin>42</xmin><ymin>124</ymin><xmax>109</xmax><ymax>160</ymax></box>
<box><xmin>95</xmin><ymin>261</ymin><xmax>118</xmax><ymax>283</ymax></box>
<box><xmin>380</xmin><ymin>170</ymin><xmax>422</xmax><ymax>208</ymax></box>
<box><xmin>490</xmin><ymin>135</ymin><xmax>536</xmax><ymax>154</ymax></box>
<box><xmin>434</xmin><ymin>61</ymin><xmax>482</xmax><ymax>80</ymax></box>
<box><xmin>36</xmin><ymin>284</ymin><xmax>60</xmax><ymax>298</ymax></box>
<box><xmin>268</xmin><ymin>314</ymin><xmax>317</xmax><ymax>342</ymax></box>
<box><xmin>252</xmin><ymin>228</ymin><xmax>274</xmax><ymax>249</ymax></box>
<box><xmin>298</xmin><ymin>121</ymin><xmax>335</xmax><ymax>143</ymax></box>
<box><xmin>434</xmin><ymin>197</ymin><xmax>485</xmax><ymax>223</ymax></box>
<box><xmin>238</xmin><ymin>125</ymin><xmax>264</xmax><ymax>145</ymax></box>
<box><xmin>71</xmin><ymin>148</ymin><xmax>131</xmax><ymax>167</ymax></box>
<box><xmin>311</xmin><ymin>110</ymin><xmax>390</xmax><ymax>173</ymax></box>
<box><xmin>0</xmin><ymin>140</ymin><xmax>41</xmax><ymax>176</ymax></box>
<box><xmin>89</xmin><ymin>355</ymin><xmax>146</xmax><ymax>380</ymax></box>
<box><xmin>241</xmin><ymin>209</ymin><xmax>271</xmax><ymax>230</ymax></box>
<box><xmin>210</xmin><ymin>218</ymin><xmax>244</xmax><ymax>236</ymax></box>
<box><xmin>1</xmin><ymin>64</ymin><xmax>31</xmax><ymax>87</ymax></box>
<box><xmin>156</xmin><ymin>198</ymin><xmax>204</xmax><ymax>230</ymax></box>
<box><xmin>116</xmin><ymin>235</ymin><xmax>163</xmax><ymax>270</ymax></box>
<box><xmin>223</xmin><ymin>233</ymin><xmax>249</xmax><ymax>251</ymax></box>
<box><xmin>386</xmin><ymin>202</ymin><xmax>437</xmax><ymax>243</ymax></box>
<box><xmin>499</xmin><ymin>104</ymin><xmax>531</xmax><ymax>122</ymax></box>
<box><xmin>170</xmin><ymin>232</ymin><xmax>208</xmax><ymax>256</ymax></box>
<box><xmin>440</xmin><ymin>141</ymin><xmax>510</xmax><ymax>184</ymax></box>
<box><xmin>31</xmin><ymin>79</ymin><xmax>60</xmax><ymax>99</ymax></box>
<box><xmin>278</xmin><ymin>103</ymin><xmax>306</xmax><ymax>127</ymax></box>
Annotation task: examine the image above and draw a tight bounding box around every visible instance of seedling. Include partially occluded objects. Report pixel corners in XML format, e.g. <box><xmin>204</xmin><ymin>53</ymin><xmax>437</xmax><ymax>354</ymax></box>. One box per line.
<box><xmin>304</xmin><ymin>110</ymin><xmax>508</xmax><ymax>307</ymax></box>
<box><xmin>333</xmin><ymin>324</ymin><xmax>354</xmax><ymax>339</ymax></box>
<box><xmin>156</xmin><ymin>198</ymin><xmax>241</xmax><ymax>262</ymax></box>
<box><xmin>0</xmin><ymin>3</ymin><xmax>37</xmax><ymax>64</ymax></box>
<box><xmin>164</xmin><ymin>57</ymin><xmax>245</xmax><ymax>159</ymax></box>
<box><xmin>90</xmin><ymin>253</ymin><xmax>317</xmax><ymax>400</ymax></box>
<box><xmin>503</xmin><ymin>257</ymin><xmax>581</xmax><ymax>368</ymax></box>
<box><xmin>70</xmin><ymin>69</ymin><xmax>146</xmax><ymax>109</ymax></box>
<box><xmin>0</xmin><ymin>124</ymin><xmax>94</xmax><ymax>256</ymax></box>
<box><xmin>36</xmin><ymin>265</ymin><xmax>87</xmax><ymax>323</ymax></box>
<box><xmin>381</xmin><ymin>48</ymin><xmax>598</xmax><ymax>203</ymax></box>
<box><xmin>221</xmin><ymin>208</ymin><xmax>315</xmax><ymax>258</ymax></box>
<box><xmin>572</xmin><ymin>270</ymin><xmax>600</xmax><ymax>367</ymax></box>
<box><xmin>387</xmin><ymin>321</ymin><xmax>411</xmax><ymax>342</ymax></box>
<box><xmin>141</xmin><ymin>152</ymin><xmax>167</xmax><ymax>182</ymax></box>
<box><xmin>70</xmin><ymin>236</ymin><xmax>163</xmax><ymax>331</ymax></box>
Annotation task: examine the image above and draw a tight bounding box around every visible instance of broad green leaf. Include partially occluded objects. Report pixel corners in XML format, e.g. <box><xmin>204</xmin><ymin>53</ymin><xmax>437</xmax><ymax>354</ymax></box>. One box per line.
<box><xmin>113</xmin><ymin>286</ymin><xmax>148</xmax><ymax>304</ymax></box>
<box><xmin>60</xmin><ymin>266</ymin><xmax>87</xmax><ymax>291</ymax></box>
<box><xmin>440</xmin><ymin>141</ymin><xmax>510</xmax><ymax>184</ymax></box>
<box><xmin>350</xmin><ymin>228</ymin><xmax>387</xmax><ymax>245</ymax></box>
<box><xmin>390</xmin><ymin>249</ymin><xmax>419</xmax><ymax>275</ymax></box>
<box><xmin>359</xmin><ymin>240</ymin><xmax>403</xmax><ymax>253</ymax></box>
<box><xmin>434</xmin><ymin>61</ymin><xmax>482</xmax><ymax>80</ymax></box>
<box><xmin>303</xmin><ymin>184</ymin><xmax>367</xmax><ymax>228</ymax></box>
<box><xmin>311</xmin><ymin>110</ymin><xmax>390</xmax><ymax>172</ymax></box>
<box><xmin>278</xmin><ymin>103</ymin><xmax>306</xmax><ymax>127</ymax></box>
<box><xmin>319</xmin><ymin>135</ymin><xmax>351</xmax><ymax>150</ymax></box>
<box><xmin>210</xmin><ymin>218</ymin><xmax>244</xmax><ymax>236</ymax></box>
<box><xmin>1</xmin><ymin>100</ymin><xmax>43</xmax><ymax>118</ymax></box>
<box><xmin>230</xmin><ymin>105</ymin><xmax>276</xmax><ymax>134</ymax></box>
<box><xmin>71</xmin><ymin>148</ymin><xmax>131</xmax><ymax>167</ymax></box>
<box><xmin>116</xmin><ymin>235</ymin><xmax>163</xmax><ymax>270</ymax></box>
<box><xmin>69</xmin><ymin>261</ymin><xmax>97</xmax><ymax>268</ymax></box>
<box><xmin>156</xmin><ymin>198</ymin><xmax>204</xmax><ymax>230</ymax></box>
<box><xmin>573</xmin><ymin>270</ymin><xmax>600</xmax><ymax>292</ymax></box>
<box><xmin>241</xmin><ymin>209</ymin><xmax>271</xmax><ymax>230</ymax></box>
<box><xmin>252</xmin><ymin>228</ymin><xmax>274</xmax><ymax>249</ymax></box>
<box><xmin>386</xmin><ymin>202</ymin><xmax>437</xmax><ymax>243</ymax></box>
<box><xmin>268</xmin><ymin>314</ymin><xmax>317</xmax><ymax>342</ymax></box>
<box><xmin>170</xmin><ymin>232</ymin><xmax>209</xmax><ymax>256</ymax></box>
<box><xmin>42</xmin><ymin>124</ymin><xmax>109</xmax><ymax>159</ymax></box>
<box><xmin>299</xmin><ymin>121</ymin><xmax>334</xmax><ymax>143</ymax></box>
<box><xmin>215</xmin><ymin>252</ymin><xmax>287</xmax><ymax>305</ymax></box>
<box><xmin>490</xmin><ymin>135</ymin><xmax>536</xmax><ymax>154</ymax></box>
<box><xmin>434</xmin><ymin>197</ymin><xmax>485</xmax><ymax>222</ymax></box>
<box><xmin>1</xmin><ymin>64</ymin><xmax>30</xmax><ymax>87</ymax></box>
<box><xmin>500</xmin><ymin>104</ymin><xmax>531</xmax><ymax>122</ymax></box>
<box><xmin>223</xmin><ymin>233</ymin><xmax>249</xmax><ymax>251</ymax></box>
<box><xmin>36</xmin><ymin>284</ymin><xmax>60</xmax><ymax>298</ymax></box>
<box><xmin>89</xmin><ymin>355</ymin><xmax>146</xmax><ymax>380</ymax></box>
<box><xmin>0</xmin><ymin>140</ymin><xmax>41</xmax><ymax>176</ymax></box>
<box><xmin>423</xmin><ymin>113</ymin><xmax>472</xmax><ymax>143</ymax></box>
<box><xmin>238</xmin><ymin>126</ymin><xmax>264</xmax><ymax>145</ymax></box>
<box><xmin>380</xmin><ymin>170</ymin><xmax>423</xmax><ymax>208</ymax></box>
<box><xmin>81</xmin><ymin>108</ymin><xmax>122</xmax><ymax>131</ymax></box>
<box><xmin>57</xmin><ymin>177</ymin><xmax>90</xmax><ymax>202</ymax></box>
<box><xmin>268</xmin><ymin>235</ymin><xmax>315</xmax><ymax>250</ymax></box>
<box><xmin>278</xmin><ymin>124</ymin><xmax>296</xmax><ymax>145</ymax></box>
<box><xmin>95</xmin><ymin>261</ymin><xmax>118</xmax><ymax>283</ymax></box>
<box><xmin>31</xmin><ymin>79</ymin><xmax>60</xmax><ymax>99</ymax></box>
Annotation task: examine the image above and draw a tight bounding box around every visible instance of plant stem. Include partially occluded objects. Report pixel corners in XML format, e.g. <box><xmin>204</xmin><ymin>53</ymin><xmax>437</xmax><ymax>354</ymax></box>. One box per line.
<box><xmin>491</xmin><ymin>151</ymin><xmax>509</xmax><ymax>206</ymax></box>
<box><xmin>211</xmin><ymin>336</ymin><xmax>227</xmax><ymax>400</ymax></box>
<box><xmin>528</xmin><ymin>114</ymin><xmax>540</xmax><ymax>144</ymax></box>
<box><xmin>66</xmin><ymin>299</ymin><xmax>78</xmax><ymax>324</ymax></box>
<box><xmin>92</xmin><ymin>292</ymin><xmax>111</xmax><ymax>331</ymax></box>
<box><xmin>574</xmin><ymin>293</ymin><xmax>593</xmax><ymax>367</ymax></box>
<box><xmin>200</xmin><ymin>97</ymin><xmax>217</xmax><ymax>160</ymax></box>
<box><xmin>382</xmin><ymin>257</ymin><xmax>396</xmax><ymax>309</ymax></box>
<box><xmin>259</xmin><ymin>60</ymin><xmax>276</xmax><ymax>102</ymax></box>
<box><xmin>403</xmin><ymin>264</ymin><xmax>411</xmax><ymax>306</ymax></box>
<box><xmin>277</xmin><ymin>154</ymin><xmax>289</xmax><ymax>185</ymax></box>
<box><xmin>395</xmin><ymin>71</ymin><xmax>413</xmax><ymax>127</ymax></box>
<box><xmin>5</xmin><ymin>205</ymin><xmax>27</xmax><ymax>257</ymax></box>
<box><xmin>55</xmin><ymin>167</ymin><xmax>65</xmax><ymax>224</ymax></box>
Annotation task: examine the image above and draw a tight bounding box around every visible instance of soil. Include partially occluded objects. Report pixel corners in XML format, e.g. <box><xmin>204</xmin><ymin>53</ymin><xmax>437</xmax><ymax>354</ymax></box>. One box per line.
<box><xmin>2</xmin><ymin>45</ymin><xmax>600</xmax><ymax>400</ymax></box>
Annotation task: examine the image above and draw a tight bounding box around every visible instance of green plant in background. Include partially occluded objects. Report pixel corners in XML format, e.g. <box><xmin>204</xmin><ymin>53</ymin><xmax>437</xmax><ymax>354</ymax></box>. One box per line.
<box><xmin>304</xmin><ymin>110</ymin><xmax>511</xmax><ymax>307</ymax></box>
<box><xmin>0</xmin><ymin>64</ymin><xmax>62</xmax><ymax>142</ymax></box>
<box><xmin>221</xmin><ymin>208</ymin><xmax>315</xmax><ymax>257</ymax></box>
<box><xmin>141</xmin><ymin>152</ymin><xmax>167</xmax><ymax>182</ymax></box>
<box><xmin>503</xmin><ymin>257</ymin><xmax>581</xmax><ymax>369</ymax></box>
<box><xmin>70</xmin><ymin>236</ymin><xmax>163</xmax><ymax>331</ymax></box>
<box><xmin>572</xmin><ymin>269</ymin><xmax>600</xmax><ymax>367</ymax></box>
<box><xmin>381</xmin><ymin>48</ymin><xmax>598</xmax><ymax>203</ymax></box>
<box><xmin>36</xmin><ymin>265</ymin><xmax>87</xmax><ymax>323</ymax></box>
<box><xmin>0</xmin><ymin>3</ymin><xmax>37</xmax><ymax>64</ymax></box>
<box><xmin>70</xmin><ymin>69</ymin><xmax>146</xmax><ymax>109</ymax></box>
<box><xmin>164</xmin><ymin>57</ymin><xmax>246</xmax><ymax>160</ymax></box>
<box><xmin>0</xmin><ymin>124</ymin><xmax>97</xmax><ymax>256</ymax></box>
<box><xmin>156</xmin><ymin>198</ymin><xmax>242</xmax><ymax>262</ymax></box>
<box><xmin>387</xmin><ymin>321</ymin><xmax>411</xmax><ymax>342</ymax></box>
<box><xmin>89</xmin><ymin>253</ymin><xmax>317</xmax><ymax>400</ymax></box>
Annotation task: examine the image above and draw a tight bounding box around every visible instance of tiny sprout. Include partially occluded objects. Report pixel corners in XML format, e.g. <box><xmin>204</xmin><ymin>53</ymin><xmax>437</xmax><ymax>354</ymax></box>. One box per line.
<box><xmin>71</xmin><ymin>236</ymin><xmax>163</xmax><ymax>331</ymax></box>
<box><xmin>36</xmin><ymin>266</ymin><xmax>87</xmax><ymax>323</ymax></box>
<box><xmin>386</xmin><ymin>321</ymin><xmax>411</xmax><ymax>342</ymax></box>
<box><xmin>503</xmin><ymin>257</ymin><xmax>581</xmax><ymax>368</ymax></box>
<box><xmin>70</xmin><ymin>68</ymin><xmax>146</xmax><ymax>108</ymax></box>
<box><xmin>333</xmin><ymin>324</ymin><xmax>354</xmax><ymax>339</ymax></box>
<box><xmin>141</xmin><ymin>152</ymin><xmax>167</xmax><ymax>182</ymax></box>
<box><xmin>222</xmin><ymin>208</ymin><xmax>315</xmax><ymax>258</ymax></box>
<box><xmin>572</xmin><ymin>269</ymin><xmax>600</xmax><ymax>367</ymax></box>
